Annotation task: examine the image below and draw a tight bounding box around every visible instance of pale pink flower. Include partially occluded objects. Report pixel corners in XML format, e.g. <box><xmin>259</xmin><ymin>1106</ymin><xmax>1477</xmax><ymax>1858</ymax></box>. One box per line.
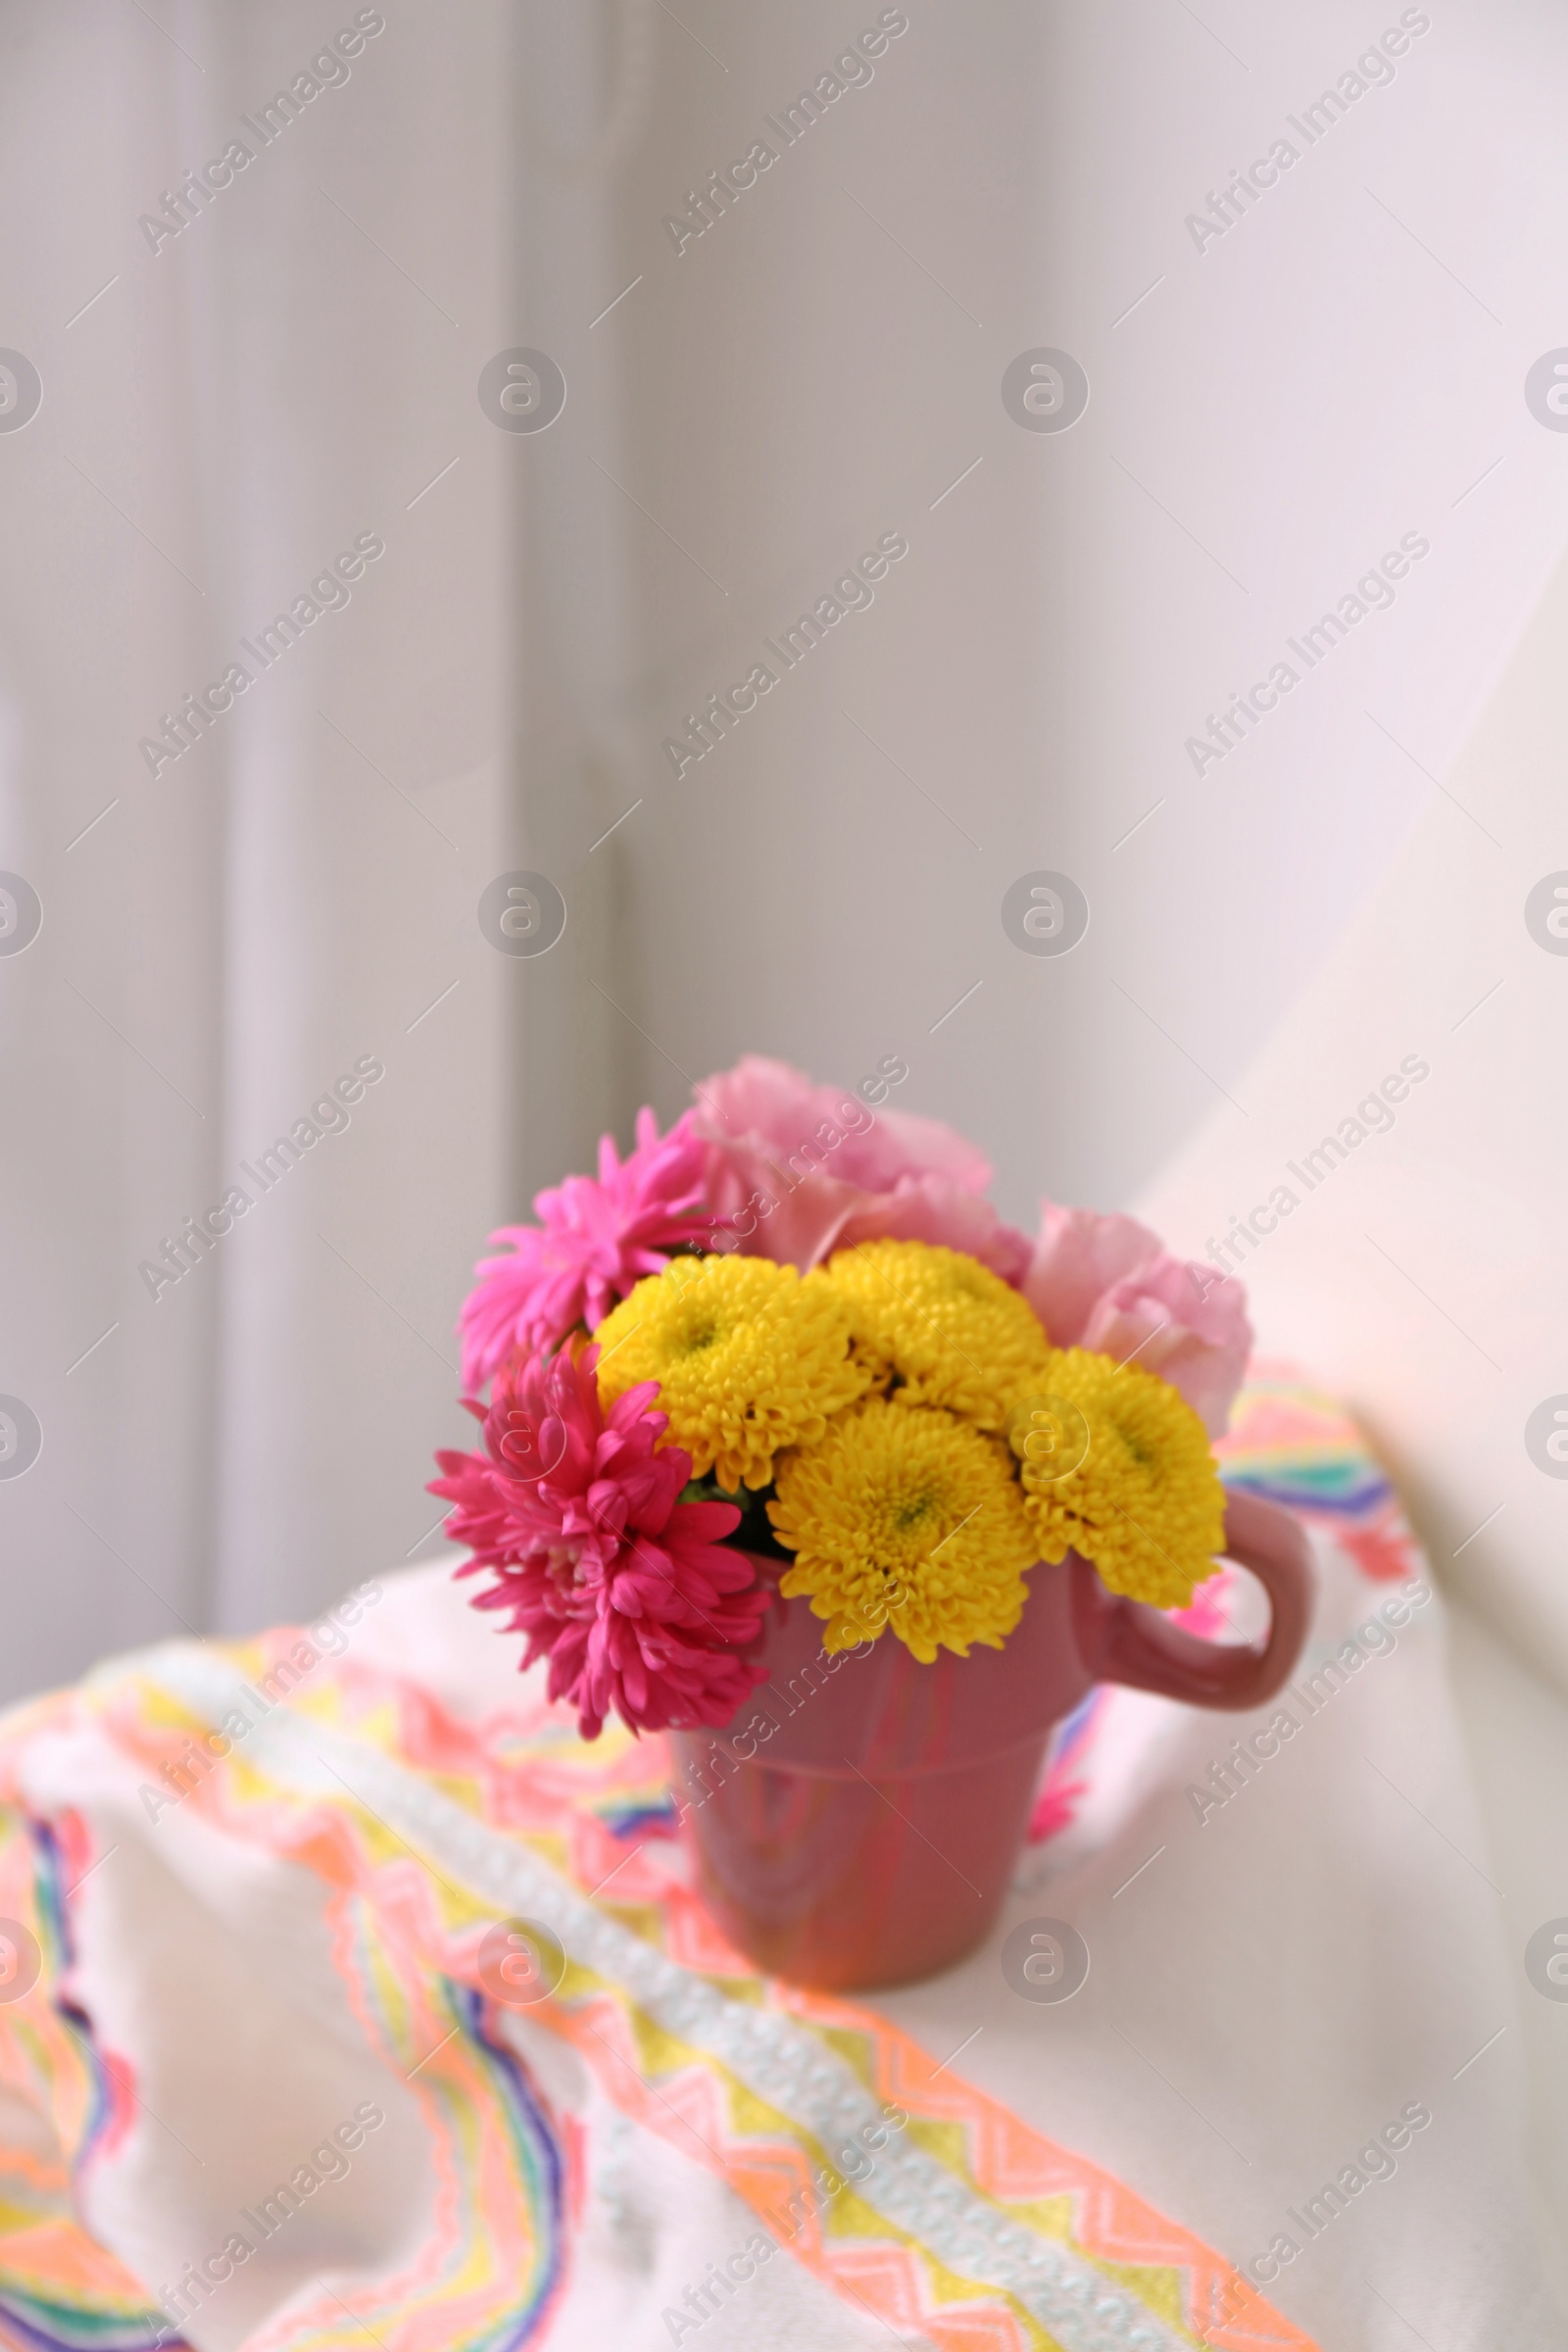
<box><xmin>460</xmin><ymin>1108</ymin><xmax>718</xmax><ymax>1389</ymax></box>
<box><xmin>1022</xmin><ymin>1202</ymin><xmax>1252</xmax><ymax>1436</ymax></box>
<box><xmin>430</xmin><ymin>1344</ymin><xmax>770</xmax><ymax>1740</ymax></box>
<box><xmin>691</xmin><ymin>1055</ymin><xmax>1032</xmax><ymax>1283</ymax></box>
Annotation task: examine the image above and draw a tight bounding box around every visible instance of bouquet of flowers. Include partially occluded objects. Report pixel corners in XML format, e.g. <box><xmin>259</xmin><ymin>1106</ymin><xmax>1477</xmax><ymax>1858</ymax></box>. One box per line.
<box><xmin>430</xmin><ymin>1058</ymin><xmax>1251</xmax><ymax>1740</ymax></box>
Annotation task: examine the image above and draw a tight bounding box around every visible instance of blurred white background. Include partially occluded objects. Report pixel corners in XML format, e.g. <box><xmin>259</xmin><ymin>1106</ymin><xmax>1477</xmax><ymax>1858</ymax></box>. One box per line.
<box><xmin>4</xmin><ymin>0</ymin><xmax>1568</xmax><ymax>1723</ymax></box>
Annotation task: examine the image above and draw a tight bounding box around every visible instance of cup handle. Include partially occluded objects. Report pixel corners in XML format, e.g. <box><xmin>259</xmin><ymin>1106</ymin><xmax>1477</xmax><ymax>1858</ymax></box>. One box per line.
<box><xmin>1070</xmin><ymin>1488</ymin><xmax>1314</xmax><ymax>1712</ymax></box>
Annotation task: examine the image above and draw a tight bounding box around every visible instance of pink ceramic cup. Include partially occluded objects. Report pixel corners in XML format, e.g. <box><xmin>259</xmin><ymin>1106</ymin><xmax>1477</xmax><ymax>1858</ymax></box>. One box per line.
<box><xmin>667</xmin><ymin>1490</ymin><xmax>1312</xmax><ymax>1991</ymax></box>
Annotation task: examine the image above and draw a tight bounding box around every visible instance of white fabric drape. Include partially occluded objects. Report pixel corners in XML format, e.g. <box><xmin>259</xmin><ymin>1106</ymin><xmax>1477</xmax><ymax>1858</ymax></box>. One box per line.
<box><xmin>15</xmin><ymin>1525</ymin><xmax>1561</xmax><ymax>2350</ymax></box>
<box><xmin>1145</xmin><ymin>547</ymin><xmax>1568</xmax><ymax>1697</ymax></box>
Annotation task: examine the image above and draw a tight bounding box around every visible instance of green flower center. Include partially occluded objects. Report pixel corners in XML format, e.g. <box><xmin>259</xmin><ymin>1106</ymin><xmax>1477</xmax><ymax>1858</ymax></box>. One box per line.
<box><xmin>1114</xmin><ymin>1420</ymin><xmax>1155</xmax><ymax>1469</ymax></box>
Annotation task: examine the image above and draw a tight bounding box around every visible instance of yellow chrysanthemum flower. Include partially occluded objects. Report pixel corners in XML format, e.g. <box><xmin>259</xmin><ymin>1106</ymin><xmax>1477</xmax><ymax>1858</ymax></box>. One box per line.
<box><xmin>1008</xmin><ymin>1348</ymin><xmax>1226</xmax><ymax>1608</ymax></box>
<box><xmin>593</xmin><ymin>1253</ymin><xmax>868</xmax><ymax>1492</ymax></box>
<box><xmin>768</xmin><ymin>1396</ymin><xmax>1037</xmax><ymax>1661</ymax></box>
<box><xmin>814</xmin><ymin>1238</ymin><xmax>1053</xmax><ymax>1432</ymax></box>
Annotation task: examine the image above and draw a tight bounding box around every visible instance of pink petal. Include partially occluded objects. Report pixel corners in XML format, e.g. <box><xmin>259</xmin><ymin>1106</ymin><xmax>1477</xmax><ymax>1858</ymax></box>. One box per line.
<box><xmin>1079</xmin><ymin>1254</ymin><xmax>1252</xmax><ymax>1437</ymax></box>
<box><xmin>1021</xmin><ymin>1200</ymin><xmax>1164</xmax><ymax>1346</ymax></box>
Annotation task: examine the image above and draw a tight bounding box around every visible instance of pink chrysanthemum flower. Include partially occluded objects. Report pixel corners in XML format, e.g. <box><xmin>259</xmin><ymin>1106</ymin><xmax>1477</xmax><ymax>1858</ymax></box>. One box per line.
<box><xmin>459</xmin><ymin>1108</ymin><xmax>719</xmax><ymax>1390</ymax></box>
<box><xmin>429</xmin><ymin>1342</ymin><xmax>770</xmax><ymax>1740</ymax></box>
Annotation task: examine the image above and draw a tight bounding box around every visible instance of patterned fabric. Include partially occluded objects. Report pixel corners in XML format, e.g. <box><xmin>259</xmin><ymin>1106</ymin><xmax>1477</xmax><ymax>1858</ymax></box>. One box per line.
<box><xmin>0</xmin><ymin>1773</ymin><xmax>173</xmax><ymax>2350</ymax></box>
<box><xmin>1214</xmin><ymin>1363</ymin><xmax>1420</xmax><ymax>1586</ymax></box>
<box><xmin>0</xmin><ymin>1370</ymin><xmax>1385</xmax><ymax>2352</ymax></box>
<box><xmin>1214</xmin><ymin>1367</ymin><xmax>1393</xmax><ymax>1519</ymax></box>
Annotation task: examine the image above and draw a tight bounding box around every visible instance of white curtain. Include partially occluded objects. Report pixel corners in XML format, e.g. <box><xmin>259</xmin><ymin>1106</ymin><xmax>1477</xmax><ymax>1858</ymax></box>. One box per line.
<box><xmin>0</xmin><ymin>1</ymin><xmax>516</xmax><ymax>1694</ymax></box>
<box><xmin>7</xmin><ymin>0</ymin><xmax>1568</xmax><ymax>1726</ymax></box>
<box><xmin>571</xmin><ymin>0</ymin><xmax>1568</xmax><ymax>1220</ymax></box>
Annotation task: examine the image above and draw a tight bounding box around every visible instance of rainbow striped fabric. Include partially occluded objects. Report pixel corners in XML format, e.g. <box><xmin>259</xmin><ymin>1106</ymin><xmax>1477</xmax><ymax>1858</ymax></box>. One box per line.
<box><xmin>0</xmin><ymin>1370</ymin><xmax>1388</xmax><ymax>2352</ymax></box>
